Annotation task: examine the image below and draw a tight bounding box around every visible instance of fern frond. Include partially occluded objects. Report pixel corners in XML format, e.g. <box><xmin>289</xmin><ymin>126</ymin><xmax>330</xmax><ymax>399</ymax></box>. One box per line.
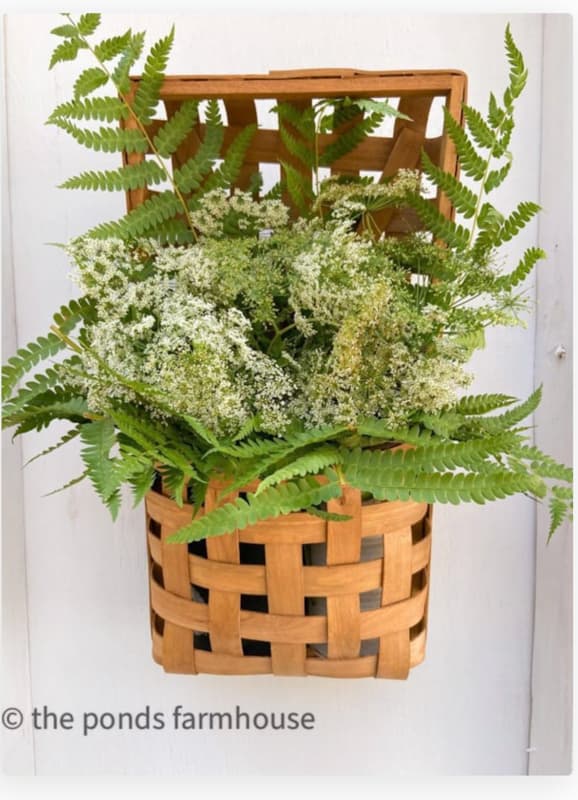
<box><xmin>88</xmin><ymin>191</ymin><xmax>182</xmax><ymax>239</ymax></box>
<box><xmin>320</xmin><ymin>113</ymin><xmax>383</xmax><ymax>167</ymax></box>
<box><xmin>7</xmin><ymin>393</ymin><xmax>88</xmax><ymax>434</ymax></box>
<box><xmin>50</xmin><ymin>119</ymin><xmax>148</xmax><ymax>153</ymax></box>
<box><xmin>158</xmin><ymin>464</ymin><xmax>188</xmax><ymax>507</ymax></box>
<box><xmin>43</xmin><ymin>470</ymin><xmax>89</xmax><ymax>497</ymax></box>
<box><xmin>405</xmin><ymin>193</ymin><xmax>469</xmax><ymax>250</ymax></box>
<box><xmin>467</xmin><ymin>386</ymin><xmax>542</xmax><ymax>435</ymax></box>
<box><xmin>60</xmin><ymin>160</ymin><xmax>166</xmax><ymax>192</ymax></box>
<box><xmin>443</xmin><ymin>107</ymin><xmax>487</xmax><ymax>181</ymax></box>
<box><xmin>256</xmin><ymin>445</ymin><xmax>343</xmax><ymax>494</ymax></box>
<box><xmin>133</xmin><ymin>26</ymin><xmax>175</xmax><ymax>124</ymax></box>
<box><xmin>79</xmin><ymin>418</ymin><xmax>121</xmax><ymax>518</ymax></box>
<box><xmin>504</xmin><ymin>24</ymin><xmax>528</xmax><ymax>108</ymax></box>
<box><xmin>24</xmin><ymin>425</ymin><xmax>83</xmax><ymax>467</ymax></box>
<box><xmin>93</xmin><ymin>32</ymin><xmax>132</xmax><ymax>62</ymax></box>
<box><xmin>548</xmin><ymin>488</ymin><xmax>572</xmax><ymax>540</ymax></box>
<box><xmin>343</xmin><ymin>455</ymin><xmax>545</xmax><ymax>504</ymax></box>
<box><xmin>493</xmin><ymin>247</ymin><xmax>545</xmax><ymax>291</ymax></box>
<box><xmin>128</xmin><ymin>462</ymin><xmax>156</xmax><ymax>506</ymax></box>
<box><xmin>421</xmin><ymin>150</ymin><xmax>478</xmax><ymax>218</ymax></box>
<box><xmin>153</xmin><ymin>100</ymin><xmax>199</xmax><ymax>158</ymax></box>
<box><xmin>111</xmin><ymin>32</ymin><xmax>146</xmax><ymax>95</ymax></box>
<box><xmin>174</xmin><ymin>119</ymin><xmax>224</xmax><ymax>194</ymax></box>
<box><xmin>484</xmin><ymin>159</ymin><xmax>512</xmax><ymax>193</ymax></box>
<box><xmin>76</xmin><ymin>13</ymin><xmax>101</xmax><ymax>37</ymax></box>
<box><xmin>280</xmin><ymin>160</ymin><xmax>313</xmax><ymax>216</ymax></box>
<box><xmin>356</xmin><ymin>420</ymin><xmax>436</xmax><ymax>445</ymax></box>
<box><xmin>3</xmin><ymin>358</ymin><xmax>79</xmax><ymax>414</ymax></box>
<box><xmin>274</xmin><ymin>102</ymin><xmax>315</xmax><ymax>139</ymax></box>
<box><xmin>511</xmin><ymin>446</ymin><xmax>573</xmax><ymax>483</ymax></box>
<box><xmin>202</xmin><ymin>123</ymin><xmax>258</xmax><ymax>193</ymax></box>
<box><xmin>49</xmin><ymin>96</ymin><xmax>128</xmax><ymax>124</ymax></box>
<box><xmin>49</xmin><ymin>38</ymin><xmax>86</xmax><ymax>70</ymax></box>
<box><xmin>450</xmin><ymin>393</ymin><xmax>517</xmax><ymax>416</ymax></box>
<box><xmin>2</xmin><ymin>334</ymin><xmax>65</xmax><ymax>401</ymax></box>
<box><xmin>169</xmin><ymin>476</ymin><xmax>342</xmax><ymax>542</ymax></box>
<box><xmin>462</xmin><ymin>104</ymin><xmax>496</xmax><ymax>150</ymax></box>
<box><xmin>73</xmin><ymin>67</ymin><xmax>108</xmax><ymax>100</ymax></box>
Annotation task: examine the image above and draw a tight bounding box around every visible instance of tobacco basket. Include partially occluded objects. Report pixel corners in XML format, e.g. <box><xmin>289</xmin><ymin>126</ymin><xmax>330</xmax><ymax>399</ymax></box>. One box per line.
<box><xmin>129</xmin><ymin>67</ymin><xmax>467</xmax><ymax>678</ymax></box>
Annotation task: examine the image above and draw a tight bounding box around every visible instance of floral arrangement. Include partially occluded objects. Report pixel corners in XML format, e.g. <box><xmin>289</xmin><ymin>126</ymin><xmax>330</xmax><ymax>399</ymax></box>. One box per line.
<box><xmin>2</xmin><ymin>14</ymin><xmax>572</xmax><ymax>541</ymax></box>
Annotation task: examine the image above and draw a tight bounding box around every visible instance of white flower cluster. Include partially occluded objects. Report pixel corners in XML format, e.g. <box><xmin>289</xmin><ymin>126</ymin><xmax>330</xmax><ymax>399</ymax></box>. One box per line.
<box><xmin>66</xmin><ymin>194</ymin><xmax>473</xmax><ymax>436</ymax></box>
<box><xmin>189</xmin><ymin>188</ymin><xmax>289</xmax><ymax>238</ymax></box>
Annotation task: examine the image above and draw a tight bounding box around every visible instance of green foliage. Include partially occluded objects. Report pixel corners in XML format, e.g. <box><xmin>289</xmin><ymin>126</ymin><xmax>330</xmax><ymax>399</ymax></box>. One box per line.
<box><xmin>2</xmin><ymin>18</ymin><xmax>571</xmax><ymax>546</ymax></box>
<box><xmin>60</xmin><ymin>160</ymin><xmax>167</xmax><ymax>192</ymax></box>
<box><xmin>49</xmin><ymin>96</ymin><xmax>128</xmax><ymax>124</ymax></box>
<box><xmin>88</xmin><ymin>191</ymin><xmax>182</xmax><ymax>239</ymax></box>
<box><xmin>132</xmin><ymin>27</ymin><xmax>175</xmax><ymax>124</ymax></box>
<box><xmin>80</xmin><ymin>418</ymin><xmax>121</xmax><ymax>519</ymax></box>
<box><xmin>73</xmin><ymin>67</ymin><xmax>108</xmax><ymax>99</ymax></box>
<box><xmin>169</xmin><ymin>477</ymin><xmax>342</xmax><ymax>542</ymax></box>
<box><xmin>153</xmin><ymin>100</ymin><xmax>199</xmax><ymax>158</ymax></box>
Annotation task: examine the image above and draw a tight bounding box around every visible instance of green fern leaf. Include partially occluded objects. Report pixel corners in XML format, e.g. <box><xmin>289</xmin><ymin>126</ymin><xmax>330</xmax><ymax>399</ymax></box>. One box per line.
<box><xmin>497</xmin><ymin>201</ymin><xmax>541</xmax><ymax>244</ymax></box>
<box><xmin>93</xmin><ymin>32</ymin><xmax>132</xmax><ymax>62</ymax></box>
<box><xmin>320</xmin><ymin>113</ymin><xmax>383</xmax><ymax>167</ymax></box>
<box><xmin>7</xmin><ymin>393</ymin><xmax>88</xmax><ymax>434</ymax></box>
<box><xmin>274</xmin><ymin>102</ymin><xmax>315</xmax><ymax>140</ymax></box>
<box><xmin>405</xmin><ymin>193</ymin><xmax>469</xmax><ymax>250</ymax></box>
<box><xmin>153</xmin><ymin>100</ymin><xmax>199</xmax><ymax>158</ymax></box>
<box><xmin>484</xmin><ymin>159</ymin><xmax>512</xmax><ymax>193</ymax></box>
<box><xmin>133</xmin><ymin>26</ymin><xmax>175</xmax><ymax>124</ymax></box>
<box><xmin>450</xmin><ymin>393</ymin><xmax>517</xmax><ymax>416</ymax></box>
<box><xmin>488</xmin><ymin>93</ymin><xmax>505</xmax><ymax>129</ymax></box>
<box><xmin>280</xmin><ymin>160</ymin><xmax>313</xmax><ymax>215</ymax></box>
<box><xmin>73</xmin><ymin>67</ymin><xmax>108</xmax><ymax>99</ymax></box>
<box><xmin>467</xmin><ymin>387</ymin><xmax>542</xmax><ymax>435</ymax></box>
<box><xmin>80</xmin><ymin>418</ymin><xmax>121</xmax><ymax>518</ymax></box>
<box><xmin>421</xmin><ymin>150</ymin><xmax>477</xmax><ymax>218</ymax></box>
<box><xmin>49</xmin><ymin>38</ymin><xmax>86</xmax><ymax>69</ymax></box>
<box><xmin>202</xmin><ymin>123</ymin><xmax>258</xmax><ymax>193</ymax></box>
<box><xmin>51</xmin><ymin>119</ymin><xmax>148</xmax><ymax>153</ymax></box>
<box><xmin>128</xmin><ymin>462</ymin><xmax>156</xmax><ymax>506</ymax></box>
<box><xmin>443</xmin><ymin>107</ymin><xmax>487</xmax><ymax>181</ymax></box>
<box><xmin>112</xmin><ymin>32</ymin><xmax>146</xmax><ymax>95</ymax></box>
<box><xmin>279</xmin><ymin>125</ymin><xmax>315</xmax><ymax>169</ymax></box>
<box><xmin>174</xmin><ymin>117</ymin><xmax>224</xmax><ymax>194</ymax></box>
<box><xmin>60</xmin><ymin>160</ymin><xmax>166</xmax><ymax>192</ymax></box>
<box><xmin>169</xmin><ymin>477</ymin><xmax>342</xmax><ymax>542</ymax></box>
<box><xmin>305</xmin><ymin>506</ymin><xmax>352</xmax><ymax>522</ymax></box>
<box><xmin>3</xmin><ymin>359</ymin><xmax>79</xmax><ymax>414</ymax></box>
<box><xmin>504</xmin><ymin>24</ymin><xmax>528</xmax><ymax>107</ymax></box>
<box><xmin>49</xmin><ymin>97</ymin><xmax>128</xmax><ymax>124</ymax></box>
<box><xmin>50</xmin><ymin>24</ymin><xmax>78</xmax><ymax>38</ymax></box>
<box><xmin>2</xmin><ymin>334</ymin><xmax>65</xmax><ymax>401</ymax></box>
<box><xmin>462</xmin><ymin>105</ymin><xmax>496</xmax><ymax>150</ymax></box>
<box><xmin>43</xmin><ymin>470</ymin><xmax>89</xmax><ymax>497</ymax></box>
<box><xmin>493</xmin><ymin>247</ymin><xmax>545</xmax><ymax>291</ymax></box>
<box><xmin>24</xmin><ymin>425</ymin><xmax>83</xmax><ymax>467</ymax></box>
<box><xmin>256</xmin><ymin>445</ymin><xmax>343</xmax><ymax>494</ymax></box>
<box><xmin>88</xmin><ymin>191</ymin><xmax>182</xmax><ymax>239</ymax></box>
<box><xmin>76</xmin><ymin>13</ymin><xmax>101</xmax><ymax>37</ymax></box>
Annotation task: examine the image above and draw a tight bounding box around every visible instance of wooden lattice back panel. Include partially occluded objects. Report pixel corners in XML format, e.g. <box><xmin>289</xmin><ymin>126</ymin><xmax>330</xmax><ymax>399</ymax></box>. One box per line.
<box><xmin>125</xmin><ymin>68</ymin><xmax>467</xmax><ymax>232</ymax></box>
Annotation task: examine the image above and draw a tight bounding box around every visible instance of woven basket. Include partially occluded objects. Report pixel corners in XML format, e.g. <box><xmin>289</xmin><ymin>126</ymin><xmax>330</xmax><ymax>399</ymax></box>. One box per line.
<box><xmin>146</xmin><ymin>481</ymin><xmax>432</xmax><ymax>678</ymax></box>
<box><xmin>127</xmin><ymin>67</ymin><xmax>467</xmax><ymax>677</ymax></box>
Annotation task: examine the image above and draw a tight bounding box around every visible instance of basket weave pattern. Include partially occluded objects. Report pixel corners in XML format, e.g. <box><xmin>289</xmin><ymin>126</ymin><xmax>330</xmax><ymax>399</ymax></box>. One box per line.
<box><xmin>146</xmin><ymin>482</ymin><xmax>432</xmax><ymax>678</ymax></box>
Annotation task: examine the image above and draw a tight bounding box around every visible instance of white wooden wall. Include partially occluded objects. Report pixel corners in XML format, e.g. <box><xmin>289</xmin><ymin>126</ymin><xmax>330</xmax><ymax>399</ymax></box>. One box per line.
<box><xmin>1</xmin><ymin>13</ymin><xmax>571</xmax><ymax>776</ymax></box>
